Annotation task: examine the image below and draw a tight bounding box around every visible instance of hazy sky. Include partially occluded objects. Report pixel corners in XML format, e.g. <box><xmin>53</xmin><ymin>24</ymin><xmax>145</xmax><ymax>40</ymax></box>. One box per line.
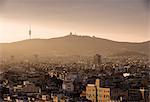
<box><xmin>0</xmin><ymin>0</ymin><xmax>149</xmax><ymax>43</ymax></box>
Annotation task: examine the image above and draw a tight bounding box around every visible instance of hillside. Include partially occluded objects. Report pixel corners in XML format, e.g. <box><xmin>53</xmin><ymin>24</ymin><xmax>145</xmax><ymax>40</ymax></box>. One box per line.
<box><xmin>0</xmin><ymin>35</ymin><xmax>149</xmax><ymax>58</ymax></box>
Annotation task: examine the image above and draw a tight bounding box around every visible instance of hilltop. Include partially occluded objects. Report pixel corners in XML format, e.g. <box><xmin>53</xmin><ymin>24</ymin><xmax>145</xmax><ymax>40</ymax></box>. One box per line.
<box><xmin>0</xmin><ymin>35</ymin><xmax>149</xmax><ymax>58</ymax></box>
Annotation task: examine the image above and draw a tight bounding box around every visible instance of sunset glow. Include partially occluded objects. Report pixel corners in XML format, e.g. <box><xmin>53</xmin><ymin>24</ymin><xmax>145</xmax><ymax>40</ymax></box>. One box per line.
<box><xmin>0</xmin><ymin>0</ymin><xmax>149</xmax><ymax>43</ymax></box>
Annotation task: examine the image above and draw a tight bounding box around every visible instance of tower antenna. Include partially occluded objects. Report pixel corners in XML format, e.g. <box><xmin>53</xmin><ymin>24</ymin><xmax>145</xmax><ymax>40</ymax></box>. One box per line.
<box><xmin>29</xmin><ymin>25</ymin><xmax>31</xmax><ymax>39</ymax></box>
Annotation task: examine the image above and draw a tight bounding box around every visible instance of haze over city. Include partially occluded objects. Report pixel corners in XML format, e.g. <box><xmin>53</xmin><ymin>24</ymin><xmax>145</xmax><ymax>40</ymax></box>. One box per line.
<box><xmin>0</xmin><ymin>0</ymin><xmax>150</xmax><ymax>43</ymax></box>
<box><xmin>0</xmin><ymin>1</ymin><xmax>150</xmax><ymax>102</ymax></box>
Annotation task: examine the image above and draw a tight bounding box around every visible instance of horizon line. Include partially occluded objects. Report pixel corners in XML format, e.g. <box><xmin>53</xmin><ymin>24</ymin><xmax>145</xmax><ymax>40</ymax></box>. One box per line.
<box><xmin>0</xmin><ymin>34</ymin><xmax>149</xmax><ymax>44</ymax></box>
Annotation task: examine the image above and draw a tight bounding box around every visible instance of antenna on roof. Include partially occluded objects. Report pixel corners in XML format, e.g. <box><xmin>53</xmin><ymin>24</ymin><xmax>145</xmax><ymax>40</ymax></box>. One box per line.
<box><xmin>70</xmin><ymin>32</ymin><xmax>72</xmax><ymax>35</ymax></box>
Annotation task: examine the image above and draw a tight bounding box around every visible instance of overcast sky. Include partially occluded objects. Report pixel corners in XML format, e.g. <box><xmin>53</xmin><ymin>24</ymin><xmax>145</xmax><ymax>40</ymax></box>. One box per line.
<box><xmin>0</xmin><ymin>0</ymin><xmax>149</xmax><ymax>43</ymax></box>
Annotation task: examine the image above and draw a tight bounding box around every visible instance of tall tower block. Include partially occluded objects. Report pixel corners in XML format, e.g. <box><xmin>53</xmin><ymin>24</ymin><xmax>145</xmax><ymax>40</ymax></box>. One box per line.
<box><xmin>94</xmin><ymin>54</ymin><xmax>101</xmax><ymax>65</ymax></box>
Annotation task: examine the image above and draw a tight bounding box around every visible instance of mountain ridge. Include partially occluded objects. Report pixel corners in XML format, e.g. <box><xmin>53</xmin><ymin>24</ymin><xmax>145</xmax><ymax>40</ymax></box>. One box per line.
<box><xmin>0</xmin><ymin>34</ymin><xmax>149</xmax><ymax>58</ymax></box>
<box><xmin>1</xmin><ymin>34</ymin><xmax>150</xmax><ymax>44</ymax></box>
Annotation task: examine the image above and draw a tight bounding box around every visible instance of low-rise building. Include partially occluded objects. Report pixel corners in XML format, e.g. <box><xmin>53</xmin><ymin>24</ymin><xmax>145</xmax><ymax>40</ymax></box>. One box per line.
<box><xmin>62</xmin><ymin>80</ymin><xmax>74</xmax><ymax>92</ymax></box>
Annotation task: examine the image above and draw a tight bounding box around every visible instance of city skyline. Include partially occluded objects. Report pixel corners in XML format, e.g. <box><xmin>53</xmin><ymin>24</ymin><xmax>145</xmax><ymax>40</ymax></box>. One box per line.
<box><xmin>0</xmin><ymin>1</ymin><xmax>150</xmax><ymax>102</ymax></box>
<box><xmin>0</xmin><ymin>0</ymin><xmax>150</xmax><ymax>43</ymax></box>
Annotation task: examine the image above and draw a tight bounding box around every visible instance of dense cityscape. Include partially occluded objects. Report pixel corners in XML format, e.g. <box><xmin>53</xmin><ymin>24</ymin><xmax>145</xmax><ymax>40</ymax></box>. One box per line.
<box><xmin>0</xmin><ymin>54</ymin><xmax>149</xmax><ymax>102</ymax></box>
<box><xmin>0</xmin><ymin>0</ymin><xmax>149</xmax><ymax>102</ymax></box>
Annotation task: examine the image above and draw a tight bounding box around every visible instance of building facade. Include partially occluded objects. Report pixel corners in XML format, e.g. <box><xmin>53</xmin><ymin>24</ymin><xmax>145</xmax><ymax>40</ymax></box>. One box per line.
<box><xmin>86</xmin><ymin>79</ymin><xmax>110</xmax><ymax>102</ymax></box>
<box><xmin>94</xmin><ymin>54</ymin><xmax>101</xmax><ymax>65</ymax></box>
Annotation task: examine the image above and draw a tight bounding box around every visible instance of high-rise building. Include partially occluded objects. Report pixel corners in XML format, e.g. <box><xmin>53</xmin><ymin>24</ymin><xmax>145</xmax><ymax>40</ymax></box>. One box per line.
<box><xmin>86</xmin><ymin>79</ymin><xmax>110</xmax><ymax>102</ymax></box>
<box><xmin>94</xmin><ymin>54</ymin><xmax>102</xmax><ymax>65</ymax></box>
